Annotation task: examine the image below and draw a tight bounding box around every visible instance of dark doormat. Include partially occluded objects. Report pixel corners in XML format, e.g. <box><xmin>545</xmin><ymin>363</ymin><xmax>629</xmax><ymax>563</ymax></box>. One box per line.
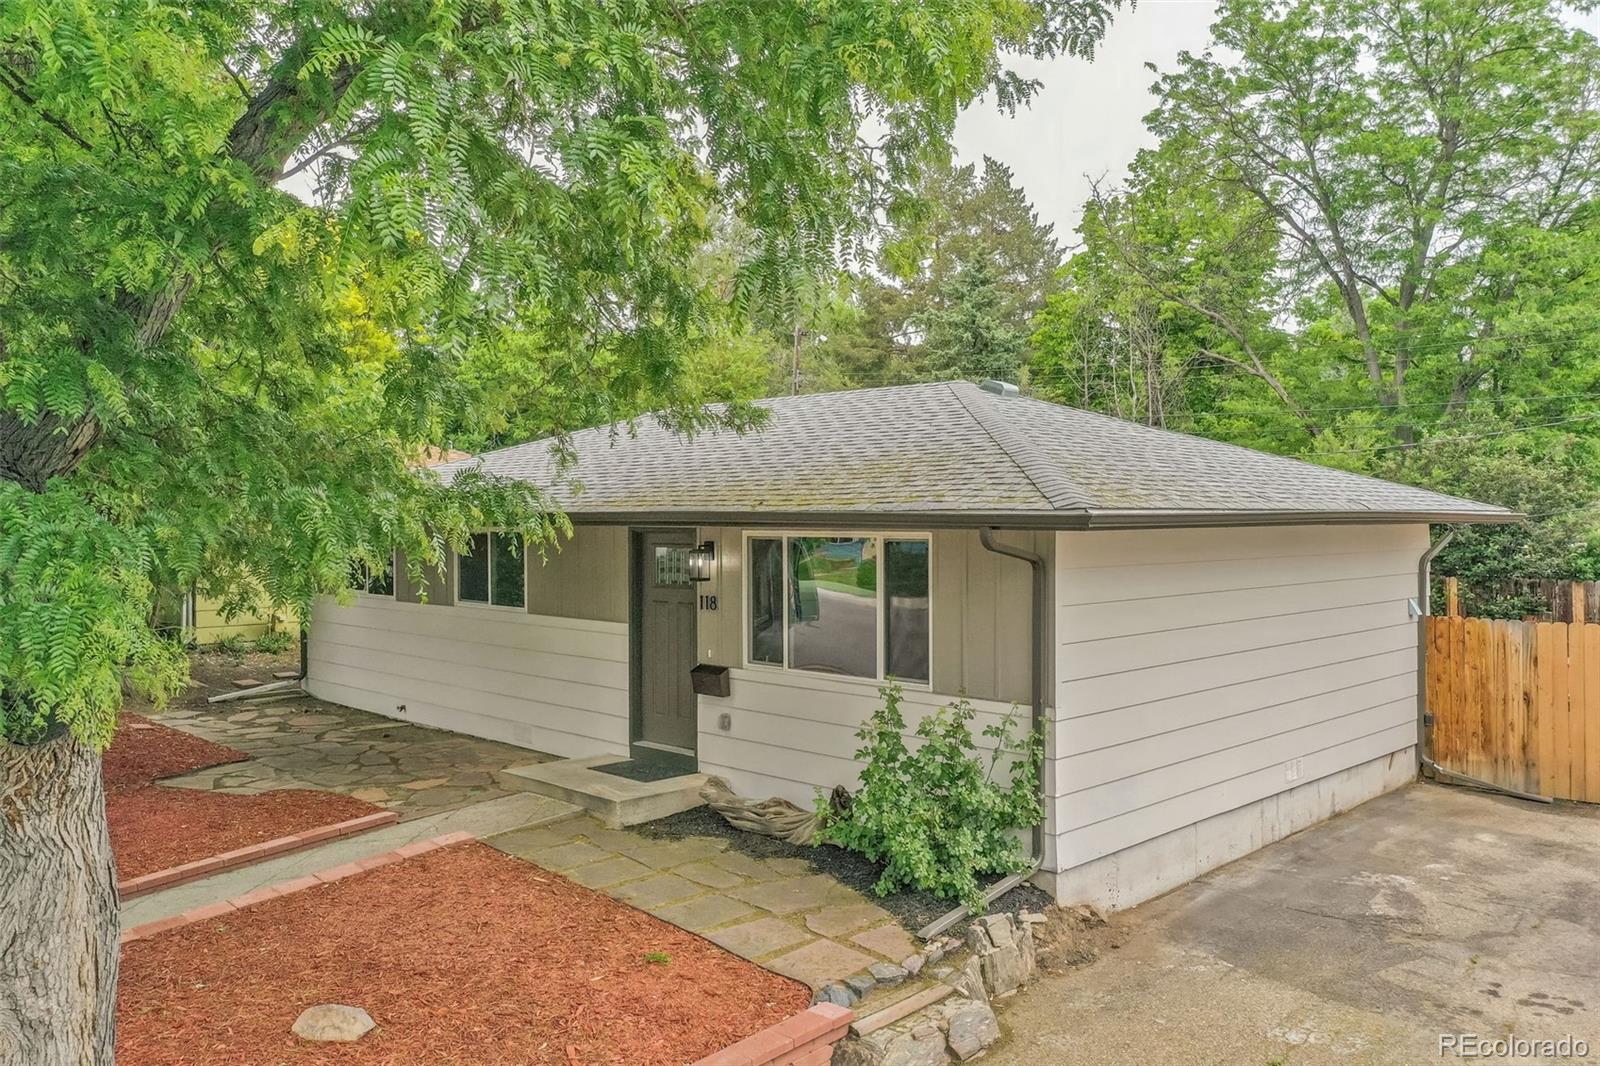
<box><xmin>591</xmin><ymin>759</ymin><xmax>692</xmax><ymax>783</ymax></box>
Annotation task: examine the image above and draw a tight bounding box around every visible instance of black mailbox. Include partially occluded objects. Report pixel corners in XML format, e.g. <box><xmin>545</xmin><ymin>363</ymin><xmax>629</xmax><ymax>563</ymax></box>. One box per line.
<box><xmin>690</xmin><ymin>663</ymin><xmax>731</xmax><ymax>697</ymax></box>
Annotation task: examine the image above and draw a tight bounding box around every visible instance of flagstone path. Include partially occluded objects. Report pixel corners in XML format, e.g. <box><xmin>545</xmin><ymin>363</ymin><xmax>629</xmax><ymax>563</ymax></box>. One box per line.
<box><xmin>150</xmin><ymin>698</ymin><xmax>544</xmax><ymax>816</ymax></box>
<box><xmin>488</xmin><ymin>816</ymin><xmax>928</xmax><ymax>991</ymax></box>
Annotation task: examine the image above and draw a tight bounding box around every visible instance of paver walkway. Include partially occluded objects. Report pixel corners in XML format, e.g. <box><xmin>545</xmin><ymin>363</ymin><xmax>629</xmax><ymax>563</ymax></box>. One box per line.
<box><xmin>488</xmin><ymin>816</ymin><xmax>927</xmax><ymax>992</ymax></box>
<box><xmin>150</xmin><ymin>697</ymin><xmax>546</xmax><ymax>816</ymax></box>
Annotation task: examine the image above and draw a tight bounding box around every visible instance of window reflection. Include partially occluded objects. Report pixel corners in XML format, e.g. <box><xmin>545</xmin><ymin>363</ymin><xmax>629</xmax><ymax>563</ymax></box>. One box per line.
<box><xmin>788</xmin><ymin>537</ymin><xmax>877</xmax><ymax>678</ymax></box>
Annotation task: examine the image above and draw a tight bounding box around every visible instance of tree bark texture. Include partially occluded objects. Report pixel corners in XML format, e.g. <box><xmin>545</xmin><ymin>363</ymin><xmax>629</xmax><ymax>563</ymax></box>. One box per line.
<box><xmin>0</xmin><ymin>738</ymin><xmax>118</xmax><ymax>1066</ymax></box>
<box><xmin>0</xmin><ymin>411</ymin><xmax>101</xmax><ymax>493</ymax></box>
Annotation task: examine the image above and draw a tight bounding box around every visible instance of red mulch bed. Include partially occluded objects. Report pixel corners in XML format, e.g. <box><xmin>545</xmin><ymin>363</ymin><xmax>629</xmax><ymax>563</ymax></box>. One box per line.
<box><xmin>105</xmin><ymin>715</ymin><xmax>381</xmax><ymax>881</ymax></box>
<box><xmin>103</xmin><ymin>714</ymin><xmax>250</xmax><ymax>794</ymax></box>
<box><xmin>118</xmin><ymin>841</ymin><xmax>811</xmax><ymax>1066</ymax></box>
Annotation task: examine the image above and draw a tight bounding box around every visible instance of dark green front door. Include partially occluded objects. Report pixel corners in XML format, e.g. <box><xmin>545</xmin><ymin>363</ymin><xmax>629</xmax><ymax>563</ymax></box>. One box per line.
<box><xmin>633</xmin><ymin>529</ymin><xmax>698</xmax><ymax>770</ymax></box>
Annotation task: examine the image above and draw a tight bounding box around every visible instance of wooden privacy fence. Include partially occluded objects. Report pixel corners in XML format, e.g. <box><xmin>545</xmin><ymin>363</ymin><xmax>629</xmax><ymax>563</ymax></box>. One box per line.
<box><xmin>1426</xmin><ymin>615</ymin><xmax>1600</xmax><ymax>802</ymax></box>
<box><xmin>1442</xmin><ymin>575</ymin><xmax>1600</xmax><ymax>623</ymax></box>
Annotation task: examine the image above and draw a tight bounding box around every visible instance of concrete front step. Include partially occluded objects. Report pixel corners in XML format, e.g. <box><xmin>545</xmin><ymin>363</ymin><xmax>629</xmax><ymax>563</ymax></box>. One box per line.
<box><xmin>496</xmin><ymin>755</ymin><xmax>708</xmax><ymax>828</ymax></box>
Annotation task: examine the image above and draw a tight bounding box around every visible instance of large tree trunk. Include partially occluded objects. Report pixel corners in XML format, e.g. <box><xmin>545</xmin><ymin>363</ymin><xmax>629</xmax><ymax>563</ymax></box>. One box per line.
<box><xmin>0</xmin><ymin>737</ymin><xmax>118</xmax><ymax>1066</ymax></box>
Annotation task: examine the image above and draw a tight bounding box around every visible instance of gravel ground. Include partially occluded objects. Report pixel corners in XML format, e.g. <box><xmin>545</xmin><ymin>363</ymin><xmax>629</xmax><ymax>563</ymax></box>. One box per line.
<box><xmin>636</xmin><ymin>806</ymin><xmax>1053</xmax><ymax>935</ymax></box>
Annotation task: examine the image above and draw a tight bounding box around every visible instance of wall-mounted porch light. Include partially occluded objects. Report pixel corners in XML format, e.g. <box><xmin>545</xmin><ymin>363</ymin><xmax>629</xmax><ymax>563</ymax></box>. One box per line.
<box><xmin>688</xmin><ymin>541</ymin><xmax>716</xmax><ymax>582</ymax></box>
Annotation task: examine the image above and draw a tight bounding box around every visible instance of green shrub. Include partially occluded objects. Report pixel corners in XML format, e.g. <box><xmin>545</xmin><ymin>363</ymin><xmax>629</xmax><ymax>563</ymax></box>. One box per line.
<box><xmin>254</xmin><ymin>630</ymin><xmax>295</xmax><ymax>655</ymax></box>
<box><xmin>209</xmin><ymin>633</ymin><xmax>250</xmax><ymax>657</ymax></box>
<box><xmin>817</xmin><ymin>684</ymin><xmax>1043</xmax><ymax>912</ymax></box>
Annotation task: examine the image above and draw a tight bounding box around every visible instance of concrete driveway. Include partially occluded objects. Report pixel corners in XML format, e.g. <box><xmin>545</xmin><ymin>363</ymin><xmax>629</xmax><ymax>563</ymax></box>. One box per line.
<box><xmin>989</xmin><ymin>783</ymin><xmax>1600</xmax><ymax>1065</ymax></box>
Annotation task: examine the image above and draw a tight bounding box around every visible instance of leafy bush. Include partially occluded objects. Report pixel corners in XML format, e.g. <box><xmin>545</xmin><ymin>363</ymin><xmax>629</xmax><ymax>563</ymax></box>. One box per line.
<box><xmin>817</xmin><ymin>685</ymin><xmax>1043</xmax><ymax>912</ymax></box>
<box><xmin>208</xmin><ymin>634</ymin><xmax>250</xmax><ymax>657</ymax></box>
<box><xmin>254</xmin><ymin>630</ymin><xmax>295</xmax><ymax>655</ymax></box>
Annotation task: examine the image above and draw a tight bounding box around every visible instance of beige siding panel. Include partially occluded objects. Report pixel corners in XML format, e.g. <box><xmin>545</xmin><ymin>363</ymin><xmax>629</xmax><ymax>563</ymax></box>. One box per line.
<box><xmin>697</xmin><ymin>668</ymin><xmax>1023</xmax><ymax>806</ymax></box>
<box><xmin>1061</xmin><ymin>523</ymin><xmax>1422</xmax><ymax>569</ymax></box>
<box><xmin>1056</xmin><ymin>724</ymin><xmax>1415</xmax><ymax>869</ymax></box>
<box><xmin>1059</xmin><ymin>594</ymin><xmax>1416</xmax><ymax>679</ymax></box>
<box><xmin>1059</xmin><ymin>548</ymin><xmax>1425</xmax><ymax>607</ymax></box>
<box><xmin>1055</xmin><ymin>699</ymin><xmax>1412</xmax><ymax>830</ymax></box>
<box><xmin>1056</xmin><ymin>646</ymin><xmax>1417</xmax><ymax>767</ymax></box>
<box><xmin>697</xmin><ymin>525</ymin><xmax>744</xmax><ymax>665</ymax></box>
<box><xmin>1059</xmin><ymin>572</ymin><xmax>1416</xmax><ymax>642</ymax></box>
<box><xmin>1063</xmin><ymin>622</ymin><xmax>1416</xmax><ymax>718</ymax></box>
<box><xmin>394</xmin><ymin>549</ymin><xmax>452</xmax><ymax>605</ymax></box>
<box><xmin>306</xmin><ymin>595</ymin><xmax>628</xmax><ymax>759</ymax></box>
<box><xmin>527</xmin><ymin>525</ymin><xmax>628</xmax><ymax>623</ymax></box>
<box><xmin>1052</xmin><ymin>523</ymin><xmax>1429</xmax><ymax>873</ymax></box>
<box><xmin>1059</xmin><ymin>674</ymin><xmax>1416</xmax><ymax>794</ymax></box>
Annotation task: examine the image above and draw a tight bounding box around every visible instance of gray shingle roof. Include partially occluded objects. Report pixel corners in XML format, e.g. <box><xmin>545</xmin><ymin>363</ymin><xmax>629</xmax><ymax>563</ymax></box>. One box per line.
<box><xmin>432</xmin><ymin>382</ymin><xmax>1514</xmax><ymax>528</ymax></box>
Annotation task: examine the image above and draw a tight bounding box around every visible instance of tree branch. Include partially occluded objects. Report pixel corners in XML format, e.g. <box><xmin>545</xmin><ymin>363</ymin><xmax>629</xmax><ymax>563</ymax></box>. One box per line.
<box><xmin>0</xmin><ymin>66</ymin><xmax>93</xmax><ymax>151</ymax></box>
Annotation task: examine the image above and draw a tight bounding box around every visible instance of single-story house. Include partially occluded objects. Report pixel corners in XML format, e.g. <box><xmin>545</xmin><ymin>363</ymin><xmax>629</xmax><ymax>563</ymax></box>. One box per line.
<box><xmin>305</xmin><ymin>381</ymin><xmax>1512</xmax><ymax>911</ymax></box>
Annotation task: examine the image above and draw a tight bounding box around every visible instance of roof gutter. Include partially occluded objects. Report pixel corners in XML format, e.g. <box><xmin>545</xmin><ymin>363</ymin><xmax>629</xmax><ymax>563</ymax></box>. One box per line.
<box><xmin>1080</xmin><ymin>508</ymin><xmax>1523</xmax><ymax>529</ymax></box>
<box><xmin>918</xmin><ymin>528</ymin><xmax>1049</xmax><ymax>940</ymax></box>
<box><xmin>536</xmin><ymin>507</ymin><xmax>1518</xmax><ymax>532</ymax></box>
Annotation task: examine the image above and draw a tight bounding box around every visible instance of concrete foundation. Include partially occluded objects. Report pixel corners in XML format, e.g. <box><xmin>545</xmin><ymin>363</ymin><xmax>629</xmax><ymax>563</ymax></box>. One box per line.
<box><xmin>1037</xmin><ymin>747</ymin><xmax>1416</xmax><ymax>912</ymax></box>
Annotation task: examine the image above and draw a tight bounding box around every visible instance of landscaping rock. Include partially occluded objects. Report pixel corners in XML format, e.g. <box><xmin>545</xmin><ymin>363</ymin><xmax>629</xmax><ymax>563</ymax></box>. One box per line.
<box><xmin>813</xmin><ymin>982</ymin><xmax>857</xmax><ymax>1008</ymax></box>
<box><xmin>902</xmin><ymin>953</ymin><xmax>925</xmax><ymax>978</ymax></box>
<box><xmin>292</xmin><ymin>1004</ymin><xmax>374</xmax><ymax>1043</ymax></box>
<box><xmin>835</xmin><ymin>1025</ymin><xmax>951</xmax><ymax>1066</ymax></box>
<box><xmin>952</xmin><ymin>958</ymin><xmax>987</xmax><ymax>1004</ymax></box>
<box><xmin>868</xmin><ymin>961</ymin><xmax>909</xmax><ymax>987</ymax></box>
<box><xmin>936</xmin><ymin>999</ymin><xmax>1001</xmax><ymax>1061</ymax></box>
<box><xmin>844</xmin><ymin>972</ymin><xmax>878</xmax><ymax>998</ymax></box>
<box><xmin>964</xmin><ymin>913</ymin><xmax>1035</xmax><ymax>998</ymax></box>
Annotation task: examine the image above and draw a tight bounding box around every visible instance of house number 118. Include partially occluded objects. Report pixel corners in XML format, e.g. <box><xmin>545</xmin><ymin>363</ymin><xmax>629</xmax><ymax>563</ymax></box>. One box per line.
<box><xmin>698</xmin><ymin>594</ymin><xmax>718</xmax><ymax>611</ymax></box>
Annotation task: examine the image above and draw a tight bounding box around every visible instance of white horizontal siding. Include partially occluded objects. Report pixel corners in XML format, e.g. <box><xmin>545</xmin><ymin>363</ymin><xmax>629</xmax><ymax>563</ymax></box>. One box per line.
<box><xmin>1052</xmin><ymin>524</ymin><xmax>1427</xmax><ymax>871</ymax></box>
<box><xmin>306</xmin><ymin>596</ymin><xmax>628</xmax><ymax>759</ymax></box>
<box><xmin>698</xmin><ymin>667</ymin><xmax>1027</xmax><ymax>807</ymax></box>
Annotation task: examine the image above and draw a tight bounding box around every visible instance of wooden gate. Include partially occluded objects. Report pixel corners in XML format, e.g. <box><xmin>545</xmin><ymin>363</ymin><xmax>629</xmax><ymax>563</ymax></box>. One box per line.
<box><xmin>1425</xmin><ymin>615</ymin><xmax>1600</xmax><ymax>802</ymax></box>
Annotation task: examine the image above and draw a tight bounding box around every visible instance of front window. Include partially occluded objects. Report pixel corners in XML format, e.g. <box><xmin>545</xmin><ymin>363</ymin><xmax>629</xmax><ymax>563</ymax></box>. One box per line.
<box><xmin>747</xmin><ymin>534</ymin><xmax>930</xmax><ymax>684</ymax></box>
<box><xmin>457</xmin><ymin>532</ymin><xmax>525</xmax><ymax>608</ymax></box>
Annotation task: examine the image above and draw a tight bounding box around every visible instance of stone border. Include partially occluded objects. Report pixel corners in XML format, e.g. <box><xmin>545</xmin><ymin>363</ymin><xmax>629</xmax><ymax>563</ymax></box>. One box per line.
<box><xmin>120</xmin><ymin>831</ymin><xmax>473</xmax><ymax>944</ymax></box>
<box><xmin>118</xmin><ymin>810</ymin><xmax>401</xmax><ymax>899</ymax></box>
<box><xmin>689</xmin><ymin>1003</ymin><xmax>853</xmax><ymax>1066</ymax></box>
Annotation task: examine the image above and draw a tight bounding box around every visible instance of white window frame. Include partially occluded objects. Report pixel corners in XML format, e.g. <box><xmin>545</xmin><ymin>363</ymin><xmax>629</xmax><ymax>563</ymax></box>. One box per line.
<box><xmin>453</xmin><ymin>530</ymin><xmax>527</xmax><ymax>612</ymax></box>
<box><xmin>741</xmin><ymin>530</ymin><xmax>933</xmax><ymax>688</ymax></box>
<box><xmin>351</xmin><ymin>551</ymin><xmax>397</xmax><ymax>599</ymax></box>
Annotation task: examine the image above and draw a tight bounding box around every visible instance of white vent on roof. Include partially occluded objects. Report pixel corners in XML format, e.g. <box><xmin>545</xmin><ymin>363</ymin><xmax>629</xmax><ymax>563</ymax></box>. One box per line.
<box><xmin>979</xmin><ymin>380</ymin><xmax>1020</xmax><ymax>397</ymax></box>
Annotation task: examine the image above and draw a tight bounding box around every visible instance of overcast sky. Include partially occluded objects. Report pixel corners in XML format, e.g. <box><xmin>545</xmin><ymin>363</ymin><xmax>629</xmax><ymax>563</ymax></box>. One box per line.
<box><xmin>952</xmin><ymin>0</ymin><xmax>1219</xmax><ymax>246</ymax></box>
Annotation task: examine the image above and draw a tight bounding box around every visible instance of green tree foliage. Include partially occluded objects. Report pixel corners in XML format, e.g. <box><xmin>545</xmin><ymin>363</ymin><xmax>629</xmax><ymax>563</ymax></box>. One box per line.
<box><xmin>771</xmin><ymin>155</ymin><xmax>1065</xmax><ymax>392</ymax></box>
<box><xmin>915</xmin><ymin>259</ymin><xmax>1030</xmax><ymax>383</ymax></box>
<box><xmin>883</xmin><ymin>155</ymin><xmax>1066</xmax><ymax>348</ymax></box>
<box><xmin>1032</xmin><ymin>0</ymin><xmax>1600</xmax><ymax>578</ymax></box>
<box><xmin>1</xmin><ymin>0</ymin><xmax>1120</xmax><ymax>748</ymax></box>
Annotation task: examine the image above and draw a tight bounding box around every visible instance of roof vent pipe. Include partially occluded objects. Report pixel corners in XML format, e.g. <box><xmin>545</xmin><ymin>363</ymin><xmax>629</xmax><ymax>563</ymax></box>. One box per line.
<box><xmin>978</xmin><ymin>379</ymin><xmax>1020</xmax><ymax>397</ymax></box>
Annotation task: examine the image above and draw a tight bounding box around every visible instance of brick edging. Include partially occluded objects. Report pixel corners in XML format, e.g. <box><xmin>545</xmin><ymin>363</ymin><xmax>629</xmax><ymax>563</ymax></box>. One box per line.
<box><xmin>689</xmin><ymin>1003</ymin><xmax>854</xmax><ymax>1066</ymax></box>
<box><xmin>118</xmin><ymin>810</ymin><xmax>402</xmax><ymax>899</ymax></box>
<box><xmin>120</xmin><ymin>831</ymin><xmax>474</xmax><ymax>944</ymax></box>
